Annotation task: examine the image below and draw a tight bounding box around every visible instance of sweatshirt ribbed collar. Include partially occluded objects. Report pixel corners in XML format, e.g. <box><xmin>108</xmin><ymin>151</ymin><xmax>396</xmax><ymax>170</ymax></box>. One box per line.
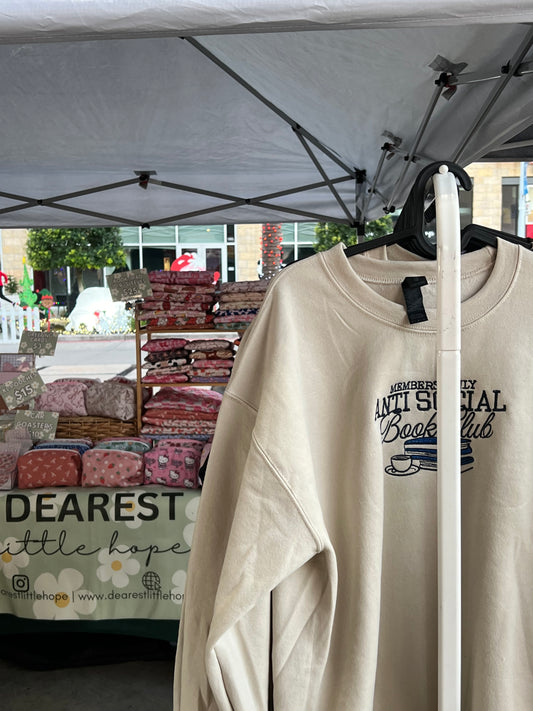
<box><xmin>320</xmin><ymin>239</ymin><xmax>521</xmax><ymax>332</ymax></box>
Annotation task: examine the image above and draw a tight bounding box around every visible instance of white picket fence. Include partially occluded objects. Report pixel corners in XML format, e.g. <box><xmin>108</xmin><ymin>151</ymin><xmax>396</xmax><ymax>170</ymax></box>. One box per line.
<box><xmin>0</xmin><ymin>302</ymin><xmax>41</xmax><ymax>343</ymax></box>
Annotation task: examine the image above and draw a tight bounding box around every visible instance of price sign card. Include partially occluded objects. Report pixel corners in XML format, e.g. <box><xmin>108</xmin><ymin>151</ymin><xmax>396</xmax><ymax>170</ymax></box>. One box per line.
<box><xmin>14</xmin><ymin>410</ymin><xmax>59</xmax><ymax>442</ymax></box>
<box><xmin>0</xmin><ymin>369</ymin><xmax>46</xmax><ymax>409</ymax></box>
<box><xmin>107</xmin><ymin>268</ymin><xmax>153</xmax><ymax>302</ymax></box>
<box><xmin>19</xmin><ymin>330</ymin><xmax>59</xmax><ymax>356</ymax></box>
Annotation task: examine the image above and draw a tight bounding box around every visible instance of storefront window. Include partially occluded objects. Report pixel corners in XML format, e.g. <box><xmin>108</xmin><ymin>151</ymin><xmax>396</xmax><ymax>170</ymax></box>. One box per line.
<box><xmin>120</xmin><ymin>226</ymin><xmax>176</xmax><ymax>247</ymax></box>
<box><xmin>204</xmin><ymin>248</ymin><xmax>221</xmax><ymax>274</ymax></box>
<box><xmin>226</xmin><ymin>244</ymin><xmax>236</xmax><ymax>282</ymax></box>
<box><xmin>120</xmin><ymin>227</ymin><xmax>141</xmax><ymax>247</ymax></box>
<box><xmin>178</xmin><ymin>225</ymin><xmax>225</xmax><ymax>244</ymax></box>
<box><xmin>280</xmin><ymin>222</ymin><xmax>317</xmax><ymax>265</ymax></box>
<box><xmin>296</xmin><ymin>223</ymin><xmax>318</xmax><ymax>242</ymax></box>
<box><xmin>501</xmin><ymin>183</ymin><xmax>519</xmax><ymax>234</ymax></box>
<box><xmin>49</xmin><ymin>266</ymin><xmax>69</xmax><ymax>295</ymax></box>
<box><xmin>129</xmin><ymin>247</ymin><xmax>176</xmax><ymax>271</ymax></box>
<box><xmin>141</xmin><ymin>226</ymin><xmax>176</xmax><ymax>245</ymax></box>
<box><xmin>280</xmin><ymin>224</ymin><xmax>295</xmax><ymax>241</ymax></box>
<box><xmin>458</xmin><ymin>186</ymin><xmax>474</xmax><ymax>231</ymax></box>
<box><xmin>282</xmin><ymin>246</ymin><xmax>295</xmax><ymax>265</ymax></box>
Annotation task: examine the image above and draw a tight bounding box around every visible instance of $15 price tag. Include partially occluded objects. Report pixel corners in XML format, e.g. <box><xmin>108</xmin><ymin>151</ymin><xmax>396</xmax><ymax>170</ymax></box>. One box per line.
<box><xmin>0</xmin><ymin>369</ymin><xmax>46</xmax><ymax>409</ymax></box>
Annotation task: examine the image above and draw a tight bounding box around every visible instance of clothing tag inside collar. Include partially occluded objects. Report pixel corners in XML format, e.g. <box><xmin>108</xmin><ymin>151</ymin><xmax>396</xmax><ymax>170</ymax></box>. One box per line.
<box><xmin>401</xmin><ymin>276</ymin><xmax>428</xmax><ymax>324</ymax></box>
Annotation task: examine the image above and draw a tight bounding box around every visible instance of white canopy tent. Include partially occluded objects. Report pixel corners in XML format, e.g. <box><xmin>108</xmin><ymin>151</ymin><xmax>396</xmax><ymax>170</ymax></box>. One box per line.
<box><xmin>0</xmin><ymin>1</ymin><xmax>533</xmax><ymax>228</ymax></box>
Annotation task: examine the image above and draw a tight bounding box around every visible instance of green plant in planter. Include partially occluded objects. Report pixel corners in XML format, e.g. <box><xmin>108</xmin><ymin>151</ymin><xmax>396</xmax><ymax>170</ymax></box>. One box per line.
<box><xmin>4</xmin><ymin>275</ymin><xmax>18</xmax><ymax>295</ymax></box>
<box><xmin>314</xmin><ymin>216</ymin><xmax>394</xmax><ymax>251</ymax></box>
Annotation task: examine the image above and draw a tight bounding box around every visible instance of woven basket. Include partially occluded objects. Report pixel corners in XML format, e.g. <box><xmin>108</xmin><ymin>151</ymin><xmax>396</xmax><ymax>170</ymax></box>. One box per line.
<box><xmin>56</xmin><ymin>416</ymin><xmax>137</xmax><ymax>441</ymax></box>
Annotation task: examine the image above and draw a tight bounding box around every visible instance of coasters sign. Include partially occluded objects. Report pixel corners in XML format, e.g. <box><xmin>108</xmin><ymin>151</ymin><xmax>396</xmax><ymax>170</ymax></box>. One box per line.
<box><xmin>0</xmin><ymin>368</ymin><xmax>47</xmax><ymax>409</ymax></box>
<box><xmin>14</xmin><ymin>410</ymin><xmax>59</xmax><ymax>441</ymax></box>
<box><xmin>107</xmin><ymin>269</ymin><xmax>153</xmax><ymax>301</ymax></box>
<box><xmin>19</xmin><ymin>330</ymin><xmax>59</xmax><ymax>356</ymax></box>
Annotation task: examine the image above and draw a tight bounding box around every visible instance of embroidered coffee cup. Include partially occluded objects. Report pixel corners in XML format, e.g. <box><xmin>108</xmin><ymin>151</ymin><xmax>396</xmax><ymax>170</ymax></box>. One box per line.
<box><xmin>390</xmin><ymin>454</ymin><xmax>412</xmax><ymax>472</ymax></box>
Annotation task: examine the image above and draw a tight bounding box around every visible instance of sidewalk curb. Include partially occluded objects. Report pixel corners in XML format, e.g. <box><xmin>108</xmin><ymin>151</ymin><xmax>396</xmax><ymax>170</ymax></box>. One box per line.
<box><xmin>56</xmin><ymin>333</ymin><xmax>136</xmax><ymax>342</ymax></box>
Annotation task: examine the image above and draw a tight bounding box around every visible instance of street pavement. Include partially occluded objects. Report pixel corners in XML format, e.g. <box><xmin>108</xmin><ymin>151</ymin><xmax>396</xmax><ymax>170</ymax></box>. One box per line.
<box><xmin>1</xmin><ymin>335</ymin><xmax>137</xmax><ymax>383</ymax></box>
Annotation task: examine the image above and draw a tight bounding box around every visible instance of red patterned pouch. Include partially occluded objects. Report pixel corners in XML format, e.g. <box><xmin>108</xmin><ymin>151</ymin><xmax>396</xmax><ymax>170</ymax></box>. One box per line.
<box><xmin>17</xmin><ymin>449</ymin><xmax>82</xmax><ymax>488</ymax></box>
<box><xmin>81</xmin><ymin>449</ymin><xmax>144</xmax><ymax>487</ymax></box>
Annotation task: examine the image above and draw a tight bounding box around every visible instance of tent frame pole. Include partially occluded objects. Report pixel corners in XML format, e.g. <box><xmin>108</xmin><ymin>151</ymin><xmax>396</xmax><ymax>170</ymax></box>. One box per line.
<box><xmin>452</xmin><ymin>25</ymin><xmax>533</xmax><ymax>163</ymax></box>
<box><xmin>183</xmin><ymin>35</ymin><xmax>361</xmax><ymax>222</ymax></box>
<box><xmin>294</xmin><ymin>130</ymin><xmax>356</xmax><ymax>224</ymax></box>
<box><xmin>183</xmin><ymin>36</ymin><xmax>358</xmax><ymax>179</ymax></box>
<box><xmin>386</xmin><ymin>79</ymin><xmax>446</xmax><ymax>212</ymax></box>
<box><xmin>360</xmin><ymin>142</ymin><xmax>393</xmax><ymax>224</ymax></box>
<box><xmin>433</xmin><ymin>165</ymin><xmax>462</xmax><ymax>711</ymax></box>
<box><xmin>0</xmin><ymin>172</ymin><xmax>355</xmax><ymax>226</ymax></box>
<box><xmin>453</xmin><ymin>58</ymin><xmax>533</xmax><ymax>86</ymax></box>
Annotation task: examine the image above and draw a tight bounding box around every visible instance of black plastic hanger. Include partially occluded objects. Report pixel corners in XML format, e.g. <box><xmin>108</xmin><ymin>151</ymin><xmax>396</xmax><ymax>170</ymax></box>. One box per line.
<box><xmin>344</xmin><ymin>161</ymin><xmax>473</xmax><ymax>260</ymax></box>
<box><xmin>460</xmin><ymin>222</ymin><xmax>532</xmax><ymax>252</ymax></box>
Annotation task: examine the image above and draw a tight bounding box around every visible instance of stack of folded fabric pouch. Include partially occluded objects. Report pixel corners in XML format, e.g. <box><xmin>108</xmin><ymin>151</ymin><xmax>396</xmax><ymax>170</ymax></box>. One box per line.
<box><xmin>141</xmin><ymin>337</ymin><xmax>191</xmax><ymax>384</ymax></box>
<box><xmin>185</xmin><ymin>338</ymin><xmax>236</xmax><ymax>383</ymax></box>
<box><xmin>140</xmin><ymin>386</ymin><xmax>223</xmax><ymax>438</ymax></box>
<box><xmin>141</xmin><ymin>337</ymin><xmax>237</xmax><ymax>384</ymax></box>
<box><xmin>214</xmin><ymin>279</ymin><xmax>269</xmax><ymax>330</ymax></box>
<box><xmin>1</xmin><ymin>432</ymin><xmax>210</xmax><ymax>491</ymax></box>
<box><xmin>138</xmin><ymin>270</ymin><xmax>218</xmax><ymax>329</ymax></box>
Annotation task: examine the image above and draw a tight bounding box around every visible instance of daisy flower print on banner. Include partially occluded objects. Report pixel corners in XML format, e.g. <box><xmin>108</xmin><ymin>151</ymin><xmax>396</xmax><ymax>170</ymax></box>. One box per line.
<box><xmin>183</xmin><ymin>493</ymin><xmax>201</xmax><ymax>547</ymax></box>
<box><xmin>33</xmin><ymin>568</ymin><xmax>97</xmax><ymax>619</ymax></box>
<box><xmin>96</xmin><ymin>548</ymin><xmax>140</xmax><ymax>588</ymax></box>
<box><xmin>0</xmin><ymin>537</ymin><xmax>30</xmax><ymax>580</ymax></box>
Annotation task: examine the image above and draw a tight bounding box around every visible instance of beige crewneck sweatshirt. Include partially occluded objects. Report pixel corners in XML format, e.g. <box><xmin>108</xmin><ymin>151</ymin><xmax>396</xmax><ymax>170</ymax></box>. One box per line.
<box><xmin>174</xmin><ymin>239</ymin><xmax>533</xmax><ymax>710</ymax></box>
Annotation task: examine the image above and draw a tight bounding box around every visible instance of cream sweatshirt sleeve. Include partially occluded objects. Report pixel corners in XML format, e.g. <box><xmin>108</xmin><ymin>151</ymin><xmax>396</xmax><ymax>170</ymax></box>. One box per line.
<box><xmin>173</xmin><ymin>390</ymin><xmax>334</xmax><ymax>710</ymax></box>
<box><xmin>174</xmin><ymin>267</ymin><xmax>343</xmax><ymax>709</ymax></box>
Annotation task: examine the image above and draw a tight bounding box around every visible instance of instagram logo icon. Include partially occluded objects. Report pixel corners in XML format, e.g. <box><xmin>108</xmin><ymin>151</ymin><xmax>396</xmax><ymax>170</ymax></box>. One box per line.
<box><xmin>12</xmin><ymin>575</ymin><xmax>29</xmax><ymax>593</ymax></box>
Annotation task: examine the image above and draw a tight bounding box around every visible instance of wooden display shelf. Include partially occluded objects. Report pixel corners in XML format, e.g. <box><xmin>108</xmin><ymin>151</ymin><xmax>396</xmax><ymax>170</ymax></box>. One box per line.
<box><xmin>136</xmin><ymin>324</ymin><xmax>232</xmax><ymax>333</ymax></box>
<box><xmin>136</xmin><ymin>325</ymin><xmax>243</xmax><ymax>337</ymax></box>
<box><xmin>140</xmin><ymin>381</ymin><xmax>229</xmax><ymax>388</ymax></box>
<box><xmin>135</xmin><ymin>311</ymin><xmax>238</xmax><ymax>432</ymax></box>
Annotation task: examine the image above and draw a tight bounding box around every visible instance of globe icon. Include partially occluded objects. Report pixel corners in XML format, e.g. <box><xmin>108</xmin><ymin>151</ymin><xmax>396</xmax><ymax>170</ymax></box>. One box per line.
<box><xmin>142</xmin><ymin>571</ymin><xmax>161</xmax><ymax>591</ymax></box>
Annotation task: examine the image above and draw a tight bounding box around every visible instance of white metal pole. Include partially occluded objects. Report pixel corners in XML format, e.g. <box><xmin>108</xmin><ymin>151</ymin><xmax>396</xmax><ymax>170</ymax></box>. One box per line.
<box><xmin>433</xmin><ymin>165</ymin><xmax>462</xmax><ymax>711</ymax></box>
<box><xmin>518</xmin><ymin>161</ymin><xmax>529</xmax><ymax>238</ymax></box>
